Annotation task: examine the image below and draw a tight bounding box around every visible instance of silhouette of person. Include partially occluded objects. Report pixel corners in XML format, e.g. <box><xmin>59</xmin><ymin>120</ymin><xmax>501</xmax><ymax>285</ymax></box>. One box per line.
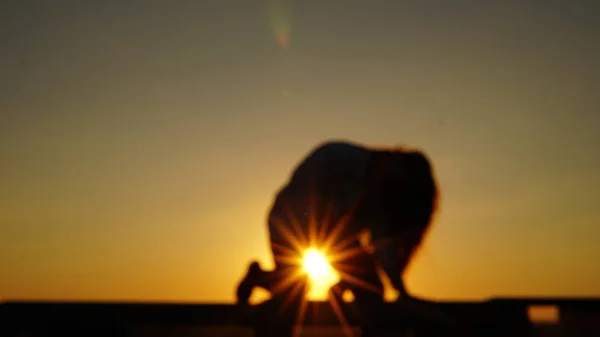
<box><xmin>235</xmin><ymin>140</ymin><xmax>438</xmax><ymax>323</ymax></box>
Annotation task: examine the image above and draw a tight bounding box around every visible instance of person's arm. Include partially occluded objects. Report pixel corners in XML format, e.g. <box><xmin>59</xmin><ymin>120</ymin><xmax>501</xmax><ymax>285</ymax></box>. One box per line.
<box><xmin>370</xmin><ymin>234</ymin><xmax>402</xmax><ymax>289</ymax></box>
<box><xmin>371</xmin><ymin>229</ymin><xmax>417</xmax><ymax>300</ymax></box>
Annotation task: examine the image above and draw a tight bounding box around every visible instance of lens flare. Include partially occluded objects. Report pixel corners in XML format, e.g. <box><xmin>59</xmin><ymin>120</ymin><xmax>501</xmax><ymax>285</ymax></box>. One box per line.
<box><xmin>268</xmin><ymin>193</ymin><xmax>387</xmax><ymax>337</ymax></box>
<box><xmin>267</xmin><ymin>0</ymin><xmax>292</xmax><ymax>49</ymax></box>
<box><xmin>302</xmin><ymin>248</ymin><xmax>340</xmax><ymax>301</ymax></box>
<box><xmin>303</xmin><ymin>249</ymin><xmax>329</xmax><ymax>279</ymax></box>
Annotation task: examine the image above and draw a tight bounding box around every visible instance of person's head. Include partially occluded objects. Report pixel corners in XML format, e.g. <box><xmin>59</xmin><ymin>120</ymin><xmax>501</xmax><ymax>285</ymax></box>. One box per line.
<box><xmin>362</xmin><ymin>147</ymin><xmax>439</xmax><ymax>278</ymax></box>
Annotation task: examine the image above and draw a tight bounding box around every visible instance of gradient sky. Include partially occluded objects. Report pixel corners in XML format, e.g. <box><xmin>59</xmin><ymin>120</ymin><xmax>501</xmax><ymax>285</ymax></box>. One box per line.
<box><xmin>1</xmin><ymin>0</ymin><xmax>599</xmax><ymax>303</ymax></box>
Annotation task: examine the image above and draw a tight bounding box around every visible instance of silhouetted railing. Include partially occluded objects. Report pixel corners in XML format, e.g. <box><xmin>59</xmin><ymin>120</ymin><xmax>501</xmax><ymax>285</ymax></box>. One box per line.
<box><xmin>1</xmin><ymin>297</ymin><xmax>599</xmax><ymax>336</ymax></box>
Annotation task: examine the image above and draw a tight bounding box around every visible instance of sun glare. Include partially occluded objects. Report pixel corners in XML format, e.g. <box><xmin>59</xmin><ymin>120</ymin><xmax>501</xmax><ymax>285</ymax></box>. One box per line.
<box><xmin>302</xmin><ymin>248</ymin><xmax>339</xmax><ymax>300</ymax></box>
<box><xmin>303</xmin><ymin>249</ymin><xmax>329</xmax><ymax>279</ymax></box>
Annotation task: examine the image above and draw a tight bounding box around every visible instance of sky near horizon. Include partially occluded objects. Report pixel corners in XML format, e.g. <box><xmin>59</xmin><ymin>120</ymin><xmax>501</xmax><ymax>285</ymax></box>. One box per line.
<box><xmin>1</xmin><ymin>0</ymin><xmax>599</xmax><ymax>303</ymax></box>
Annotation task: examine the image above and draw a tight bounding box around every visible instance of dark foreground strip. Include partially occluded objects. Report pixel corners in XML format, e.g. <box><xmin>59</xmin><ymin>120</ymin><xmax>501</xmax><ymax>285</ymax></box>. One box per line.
<box><xmin>1</xmin><ymin>297</ymin><xmax>599</xmax><ymax>336</ymax></box>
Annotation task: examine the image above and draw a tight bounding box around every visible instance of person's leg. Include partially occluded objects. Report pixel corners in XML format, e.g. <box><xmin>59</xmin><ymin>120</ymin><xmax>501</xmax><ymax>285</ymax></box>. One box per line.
<box><xmin>329</xmin><ymin>239</ymin><xmax>384</xmax><ymax>299</ymax></box>
<box><xmin>266</xmin><ymin>192</ymin><xmax>310</xmax><ymax>311</ymax></box>
<box><xmin>328</xmin><ymin>240</ymin><xmax>385</xmax><ymax>336</ymax></box>
<box><xmin>251</xmin><ymin>194</ymin><xmax>310</xmax><ymax>337</ymax></box>
<box><xmin>235</xmin><ymin>250</ymin><xmax>308</xmax><ymax>307</ymax></box>
<box><xmin>237</xmin><ymin>187</ymin><xmax>310</xmax><ymax>304</ymax></box>
<box><xmin>235</xmin><ymin>260</ymin><xmax>262</xmax><ymax>305</ymax></box>
<box><xmin>236</xmin><ymin>240</ymin><xmax>308</xmax><ymax>337</ymax></box>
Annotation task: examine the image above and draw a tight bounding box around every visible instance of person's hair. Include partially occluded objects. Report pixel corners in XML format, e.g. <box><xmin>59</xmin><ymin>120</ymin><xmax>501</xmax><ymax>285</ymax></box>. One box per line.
<box><xmin>363</xmin><ymin>147</ymin><xmax>439</xmax><ymax>237</ymax></box>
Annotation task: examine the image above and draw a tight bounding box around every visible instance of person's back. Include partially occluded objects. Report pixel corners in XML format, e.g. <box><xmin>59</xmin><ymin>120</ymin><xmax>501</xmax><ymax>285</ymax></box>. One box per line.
<box><xmin>269</xmin><ymin>141</ymin><xmax>373</xmax><ymax>252</ymax></box>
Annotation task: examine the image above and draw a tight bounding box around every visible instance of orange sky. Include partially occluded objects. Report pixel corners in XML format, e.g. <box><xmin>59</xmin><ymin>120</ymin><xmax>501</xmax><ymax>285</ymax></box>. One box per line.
<box><xmin>1</xmin><ymin>0</ymin><xmax>599</xmax><ymax>303</ymax></box>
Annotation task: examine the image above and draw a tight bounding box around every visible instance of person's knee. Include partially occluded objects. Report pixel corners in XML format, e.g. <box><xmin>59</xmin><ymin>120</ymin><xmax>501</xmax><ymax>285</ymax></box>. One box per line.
<box><xmin>236</xmin><ymin>260</ymin><xmax>264</xmax><ymax>304</ymax></box>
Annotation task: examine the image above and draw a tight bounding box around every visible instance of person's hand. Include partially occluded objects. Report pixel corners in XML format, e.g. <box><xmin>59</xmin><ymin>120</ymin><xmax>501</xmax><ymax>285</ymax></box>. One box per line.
<box><xmin>395</xmin><ymin>294</ymin><xmax>459</xmax><ymax>329</ymax></box>
<box><xmin>395</xmin><ymin>292</ymin><xmax>426</xmax><ymax>304</ymax></box>
<box><xmin>395</xmin><ymin>293</ymin><xmax>438</xmax><ymax>319</ymax></box>
<box><xmin>389</xmin><ymin>277</ymin><xmax>410</xmax><ymax>299</ymax></box>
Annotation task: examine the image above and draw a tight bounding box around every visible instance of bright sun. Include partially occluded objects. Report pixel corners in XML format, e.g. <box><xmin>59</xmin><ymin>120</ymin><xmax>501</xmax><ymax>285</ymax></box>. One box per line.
<box><xmin>302</xmin><ymin>248</ymin><xmax>340</xmax><ymax>300</ymax></box>
<box><xmin>303</xmin><ymin>248</ymin><xmax>330</xmax><ymax>279</ymax></box>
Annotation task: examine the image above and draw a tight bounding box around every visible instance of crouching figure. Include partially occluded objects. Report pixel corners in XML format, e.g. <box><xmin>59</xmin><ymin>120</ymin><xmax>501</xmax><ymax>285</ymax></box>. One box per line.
<box><xmin>235</xmin><ymin>140</ymin><xmax>439</xmax><ymax>334</ymax></box>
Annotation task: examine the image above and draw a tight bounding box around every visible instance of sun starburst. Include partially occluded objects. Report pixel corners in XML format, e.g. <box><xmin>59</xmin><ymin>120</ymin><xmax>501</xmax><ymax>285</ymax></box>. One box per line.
<box><xmin>266</xmin><ymin>189</ymin><xmax>385</xmax><ymax>337</ymax></box>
